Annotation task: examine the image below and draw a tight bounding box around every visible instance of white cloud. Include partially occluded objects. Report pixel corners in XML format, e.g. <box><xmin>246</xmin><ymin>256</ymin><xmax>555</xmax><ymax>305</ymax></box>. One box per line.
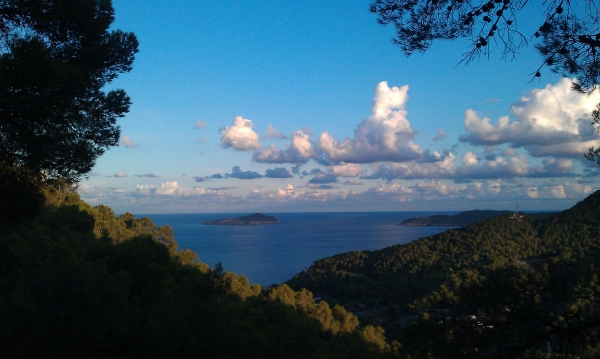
<box><xmin>119</xmin><ymin>135</ymin><xmax>136</xmax><ymax>148</ymax></box>
<box><xmin>460</xmin><ymin>78</ymin><xmax>600</xmax><ymax>158</ymax></box>
<box><xmin>327</xmin><ymin>163</ymin><xmax>362</xmax><ymax>177</ymax></box>
<box><xmin>316</xmin><ymin>81</ymin><xmax>423</xmax><ymax>163</ymax></box>
<box><xmin>220</xmin><ymin>116</ymin><xmax>260</xmax><ymax>151</ymax></box>
<box><xmin>276</xmin><ymin>183</ymin><xmax>295</xmax><ymax>196</ymax></box>
<box><xmin>456</xmin><ymin>155</ymin><xmax>530</xmax><ymax>179</ymax></box>
<box><xmin>195</xmin><ymin>120</ymin><xmax>207</xmax><ymax>129</ymax></box>
<box><xmin>371</xmin><ymin>182</ymin><xmax>413</xmax><ymax>194</ymax></box>
<box><xmin>114</xmin><ymin>172</ymin><xmax>127</xmax><ymax>177</ymax></box>
<box><xmin>136</xmin><ymin>181</ymin><xmax>208</xmax><ymax>197</ymax></box>
<box><xmin>462</xmin><ymin>152</ymin><xmax>479</xmax><ymax>166</ymax></box>
<box><xmin>253</xmin><ymin>130</ymin><xmax>317</xmax><ymax>163</ymax></box>
<box><xmin>525</xmin><ymin>184</ymin><xmax>568</xmax><ymax>199</ymax></box>
<box><xmin>366</xmin><ymin>152</ymin><xmax>456</xmax><ymax>180</ymax></box>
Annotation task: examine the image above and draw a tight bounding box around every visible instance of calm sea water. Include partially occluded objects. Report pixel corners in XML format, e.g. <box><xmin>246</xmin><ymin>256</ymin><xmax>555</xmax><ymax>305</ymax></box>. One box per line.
<box><xmin>143</xmin><ymin>212</ymin><xmax>457</xmax><ymax>287</ymax></box>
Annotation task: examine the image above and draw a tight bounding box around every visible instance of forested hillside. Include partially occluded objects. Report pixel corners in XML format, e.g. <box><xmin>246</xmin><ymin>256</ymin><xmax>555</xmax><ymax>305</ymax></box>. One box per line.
<box><xmin>0</xmin><ymin>187</ymin><xmax>394</xmax><ymax>359</ymax></box>
<box><xmin>288</xmin><ymin>192</ymin><xmax>600</xmax><ymax>357</ymax></box>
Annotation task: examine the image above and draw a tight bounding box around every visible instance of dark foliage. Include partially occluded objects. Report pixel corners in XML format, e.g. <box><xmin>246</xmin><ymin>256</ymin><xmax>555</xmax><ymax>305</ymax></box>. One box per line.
<box><xmin>0</xmin><ymin>191</ymin><xmax>394</xmax><ymax>359</ymax></box>
<box><xmin>0</xmin><ymin>0</ymin><xmax>138</xmax><ymax>181</ymax></box>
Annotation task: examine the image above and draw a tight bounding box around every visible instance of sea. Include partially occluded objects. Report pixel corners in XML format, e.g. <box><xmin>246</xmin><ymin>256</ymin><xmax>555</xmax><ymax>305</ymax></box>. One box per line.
<box><xmin>143</xmin><ymin>212</ymin><xmax>458</xmax><ymax>287</ymax></box>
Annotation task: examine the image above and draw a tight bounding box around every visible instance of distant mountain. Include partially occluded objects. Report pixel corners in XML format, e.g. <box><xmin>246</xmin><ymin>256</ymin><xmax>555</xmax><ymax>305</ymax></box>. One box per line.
<box><xmin>398</xmin><ymin>209</ymin><xmax>556</xmax><ymax>226</ymax></box>
<box><xmin>203</xmin><ymin>213</ymin><xmax>279</xmax><ymax>225</ymax></box>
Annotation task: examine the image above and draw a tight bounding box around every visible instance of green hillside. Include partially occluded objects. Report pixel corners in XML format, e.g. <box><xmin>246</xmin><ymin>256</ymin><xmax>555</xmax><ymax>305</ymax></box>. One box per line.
<box><xmin>287</xmin><ymin>192</ymin><xmax>600</xmax><ymax>357</ymax></box>
<box><xmin>4</xmin><ymin>185</ymin><xmax>600</xmax><ymax>358</ymax></box>
<box><xmin>0</xmin><ymin>188</ymin><xmax>393</xmax><ymax>359</ymax></box>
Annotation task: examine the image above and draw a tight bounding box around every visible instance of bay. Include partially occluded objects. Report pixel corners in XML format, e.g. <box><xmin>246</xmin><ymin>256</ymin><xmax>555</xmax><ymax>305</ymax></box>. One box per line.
<box><xmin>144</xmin><ymin>212</ymin><xmax>457</xmax><ymax>287</ymax></box>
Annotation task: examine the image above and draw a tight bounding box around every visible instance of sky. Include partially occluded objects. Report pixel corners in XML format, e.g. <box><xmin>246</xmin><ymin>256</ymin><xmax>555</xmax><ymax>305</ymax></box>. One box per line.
<box><xmin>80</xmin><ymin>0</ymin><xmax>600</xmax><ymax>214</ymax></box>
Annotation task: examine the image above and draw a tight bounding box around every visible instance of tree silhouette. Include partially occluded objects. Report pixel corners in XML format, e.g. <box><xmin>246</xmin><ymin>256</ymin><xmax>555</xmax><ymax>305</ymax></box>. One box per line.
<box><xmin>0</xmin><ymin>0</ymin><xmax>138</xmax><ymax>182</ymax></box>
<box><xmin>370</xmin><ymin>0</ymin><xmax>600</xmax><ymax>92</ymax></box>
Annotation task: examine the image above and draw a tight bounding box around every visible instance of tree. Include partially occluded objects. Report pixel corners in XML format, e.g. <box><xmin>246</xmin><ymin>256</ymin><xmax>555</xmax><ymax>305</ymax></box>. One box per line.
<box><xmin>0</xmin><ymin>0</ymin><xmax>138</xmax><ymax>182</ymax></box>
<box><xmin>369</xmin><ymin>0</ymin><xmax>600</xmax><ymax>92</ymax></box>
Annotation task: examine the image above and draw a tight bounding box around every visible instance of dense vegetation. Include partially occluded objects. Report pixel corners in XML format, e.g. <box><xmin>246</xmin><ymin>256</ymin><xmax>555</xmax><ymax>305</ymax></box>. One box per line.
<box><xmin>288</xmin><ymin>192</ymin><xmax>600</xmax><ymax>357</ymax></box>
<box><xmin>4</xmin><ymin>183</ymin><xmax>600</xmax><ymax>358</ymax></box>
<box><xmin>0</xmin><ymin>187</ymin><xmax>393</xmax><ymax>359</ymax></box>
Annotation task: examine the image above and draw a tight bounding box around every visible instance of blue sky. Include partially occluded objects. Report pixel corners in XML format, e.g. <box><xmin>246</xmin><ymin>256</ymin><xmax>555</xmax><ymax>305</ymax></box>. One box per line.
<box><xmin>80</xmin><ymin>0</ymin><xmax>600</xmax><ymax>213</ymax></box>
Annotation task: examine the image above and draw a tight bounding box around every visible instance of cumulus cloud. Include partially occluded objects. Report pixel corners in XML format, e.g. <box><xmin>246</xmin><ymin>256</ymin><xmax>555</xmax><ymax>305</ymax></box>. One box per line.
<box><xmin>327</xmin><ymin>163</ymin><xmax>363</xmax><ymax>177</ymax></box>
<box><xmin>134</xmin><ymin>173</ymin><xmax>158</xmax><ymax>178</ymax></box>
<box><xmin>413</xmin><ymin>180</ymin><xmax>456</xmax><ymax>196</ymax></box>
<box><xmin>363</xmin><ymin>150</ymin><xmax>575</xmax><ymax>181</ymax></box>
<box><xmin>262</xmin><ymin>124</ymin><xmax>288</xmax><ymax>140</ymax></box>
<box><xmin>253</xmin><ymin>130</ymin><xmax>317</xmax><ymax>163</ymax></box>
<box><xmin>114</xmin><ymin>172</ymin><xmax>127</xmax><ymax>178</ymax></box>
<box><xmin>459</xmin><ymin>78</ymin><xmax>600</xmax><ymax>158</ymax></box>
<box><xmin>462</xmin><ymin>152</ymin><xmax>479</xmax><ymax>166</ymax></box>
<box><xmin>364</xmin><ymin>152</ymin><xmax>456</xmax><ymax>180</ymax></box>
<box><xmin>455</xmin><ymin>155</ymin><xmax>530</xmax><ymax>179</ymax></box>
<box><xmin>119</xmin><ymin>135</ymin><xmax>137</xmax><ymax>148</ymax></box>
<box><xmin>227</xmin><ymin>166</ymin><xmax>263</xmax><ymax>180</ymax></box>
<box><xmin>192</xmin><ymin>176</ymin><xmax>206</xmax><ymax>182</ymax></box>
<box><xmin>220</xmin><ymin>116</ymin><xmax>260</xmax><ymax>151</ymax></box>
<box><xmin>367</xmin><ymin>183</ymin><xmax>415</xmax><ymax>202</ymax></box>
<box><xmin>316</xmin><ymin>81</ymin><xmax>423</xmax><ymax>163</ymax></box>
<box><xmin>265</xmin><ymin>167</ymin><xmax>293</xmax><ymax>178</ymax></box>
<box><xmin>195</xmin><ymin>120</ymin><xmax>207</xmax><ymax>129</ymax></box>
<box><xmin>527</xmin><ymin>158</ymin><xmax>575</xmax><ymax>178</ymax></box>
<box><xmin>433</xmin><ymin>128</ymin><xmax>447</xmax><ymax>142</ymax></box>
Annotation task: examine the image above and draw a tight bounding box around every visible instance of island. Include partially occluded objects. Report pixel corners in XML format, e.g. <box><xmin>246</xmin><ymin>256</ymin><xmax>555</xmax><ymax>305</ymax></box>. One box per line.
<box><xmin>203</xmin><ymin>213</ymin><xmax>279</xmax><ymax>226</ymax></box>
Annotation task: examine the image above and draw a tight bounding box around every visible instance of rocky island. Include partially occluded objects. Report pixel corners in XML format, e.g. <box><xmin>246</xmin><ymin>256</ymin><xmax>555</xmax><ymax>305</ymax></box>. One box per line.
<box><xmin>203</xmin><ymin>213</ymin><xmax>279</xmax><ymax>226</ymax></box>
